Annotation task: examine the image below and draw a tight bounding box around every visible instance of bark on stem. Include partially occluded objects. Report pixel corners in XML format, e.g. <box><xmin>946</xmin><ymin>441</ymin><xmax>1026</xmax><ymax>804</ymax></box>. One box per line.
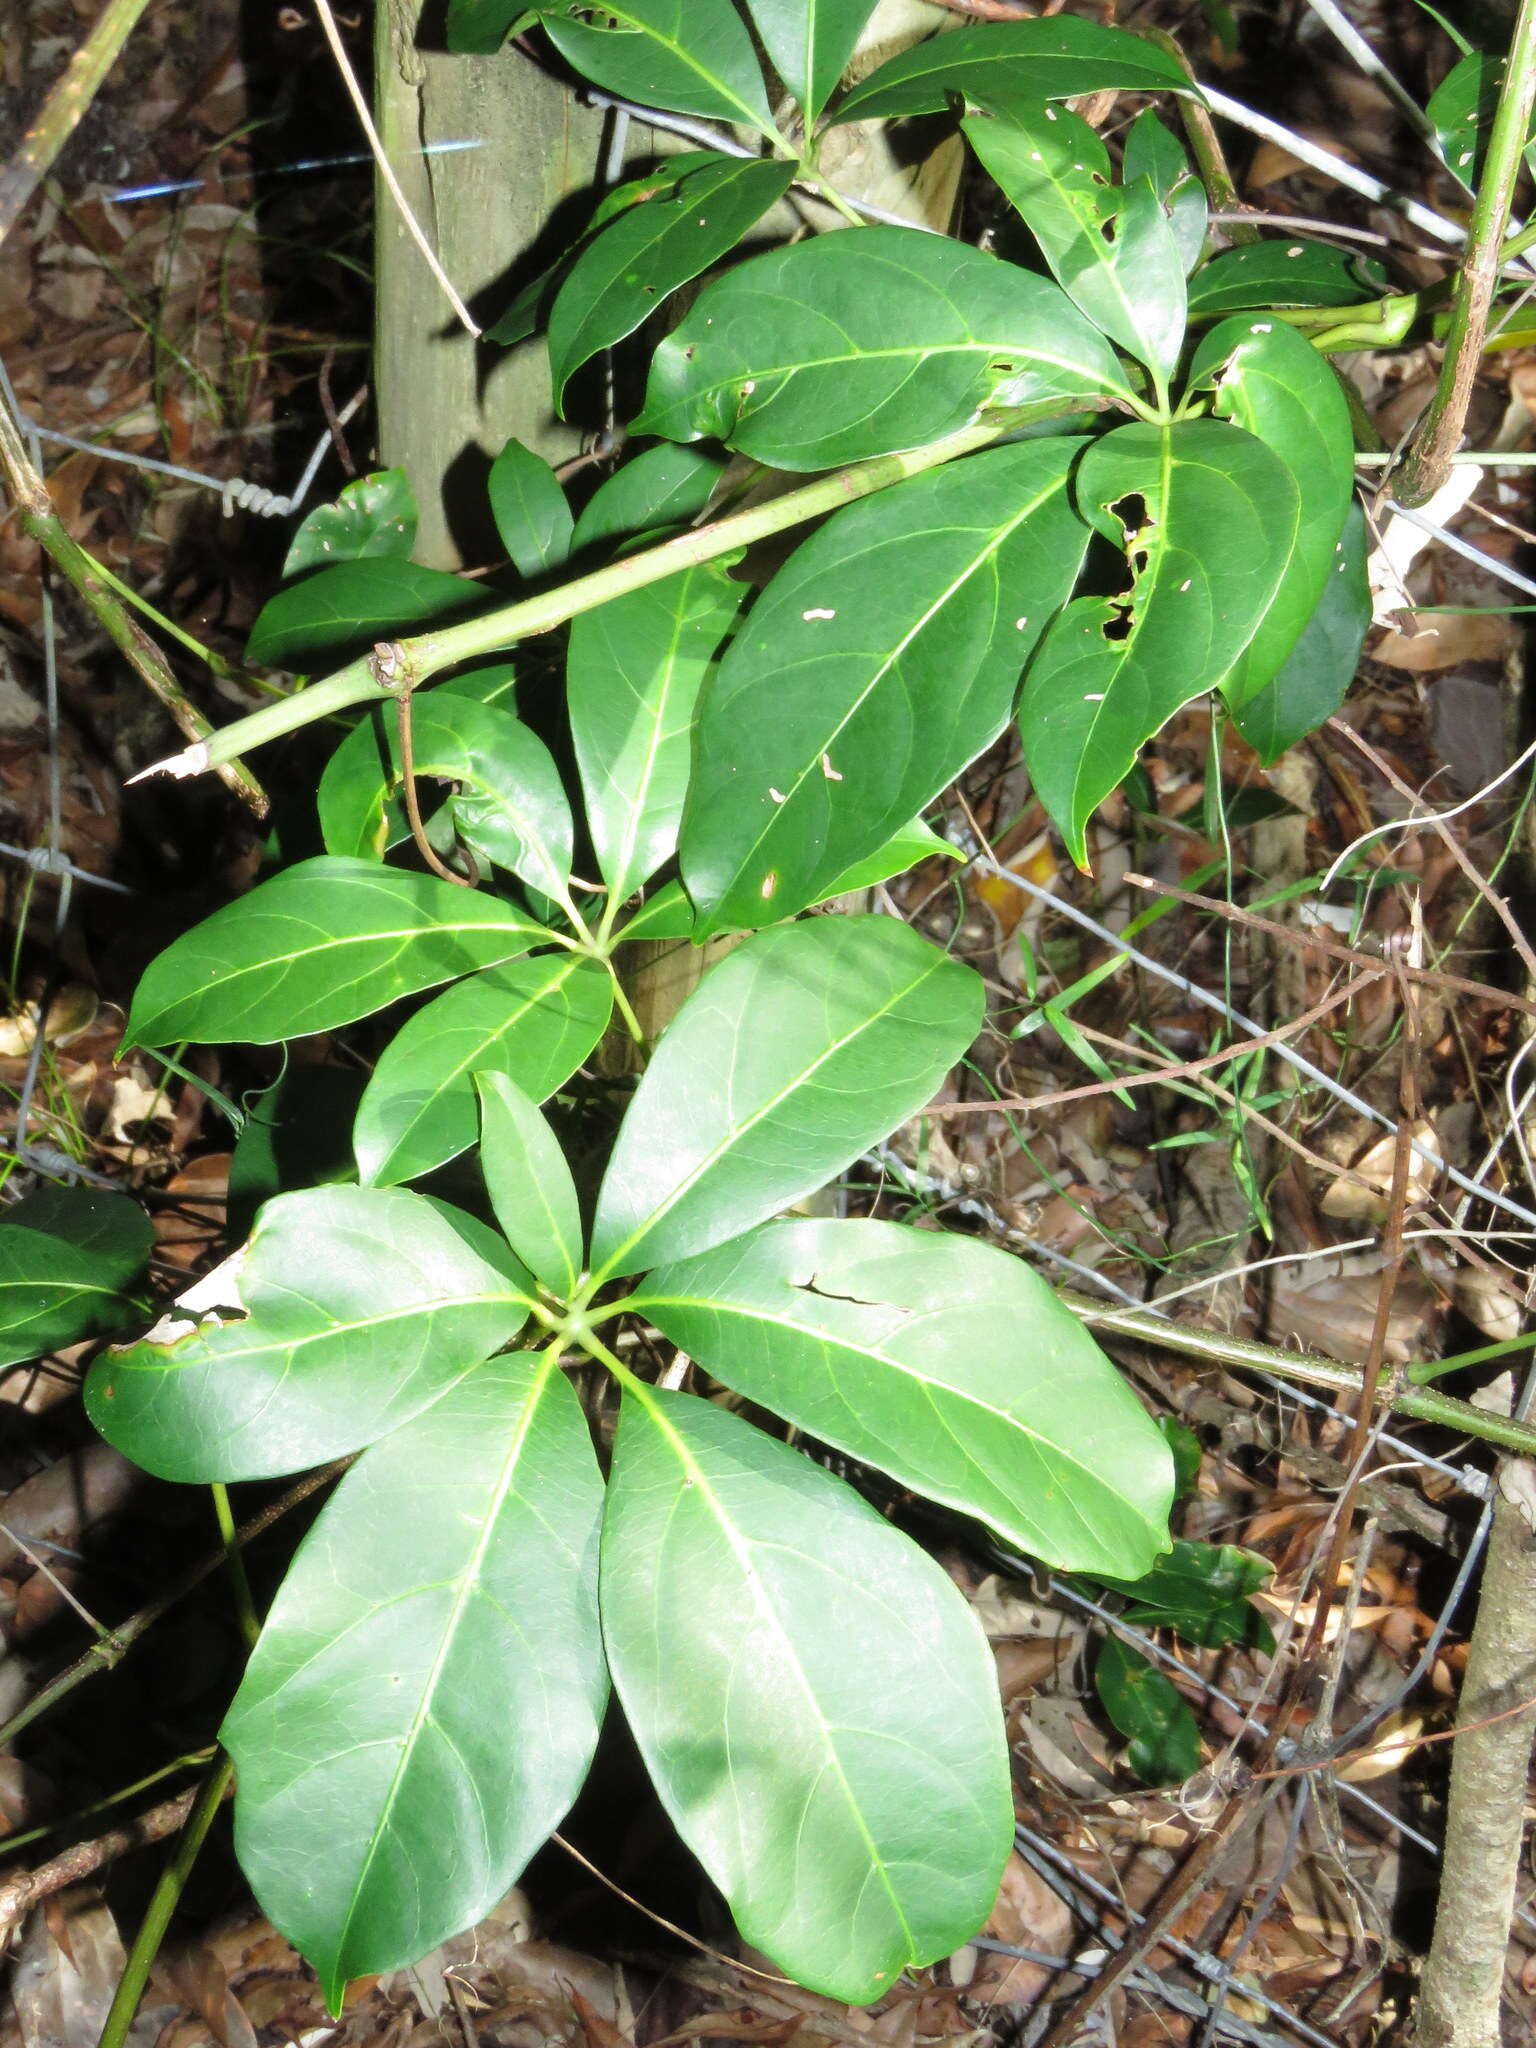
<box><xmin>0</xmin><ymin>0</ymin><xmax>155</xmax><ymax>246</ymax></box>
<box><xmin>1395</xmin><ymin>0</ymin><xmax>1536</xmax><ymax>504</ymax></box>
<box><xmin>1410</xmin><ymin>1482</ymin><xmax>1536</xmax><ymax>2048</ymax></box>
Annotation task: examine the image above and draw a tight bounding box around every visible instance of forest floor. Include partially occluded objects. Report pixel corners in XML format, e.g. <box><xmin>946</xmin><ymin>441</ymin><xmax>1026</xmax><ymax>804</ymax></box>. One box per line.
<box><xmin>3</xmin><ymin>0</ymin><xmax>1536</xmax><ymax>2043</ymax></box>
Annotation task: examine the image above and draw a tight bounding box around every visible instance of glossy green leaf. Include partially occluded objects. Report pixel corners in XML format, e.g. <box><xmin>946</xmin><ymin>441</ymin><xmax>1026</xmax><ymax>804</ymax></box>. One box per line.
<box><xmin>590</xmin><ymin>916</ymin><xmax>981</xmax><ymax>1278</ymax></box>
<box><xmin>963</xmin><ymin>106</ymin><xmax>1185</xmax><ymax>385</ymax></box>
<box><xmin>682</xmin><ymin>439</ymin><xmax>1090</xmax><ymax>931</ymax></box>
<box><xmin>355</xmin><ymin>956</ymin><xmax>611</xmax><ymax>1188</ymax></box>
<box><xmin>86</xmin><ymin>1188</ymin><xmax>533</xmax><ymax>1481</ymax></box>
<box><xmin>570</xmin><ymin>557</ymin><xmax>747</xmax><ymax>905</ymax></box>
<box><xmin>616</xmin><ymin>880</ymin><xmax>695</xmax><ymax>942</ymax></box>
<box><xmin>1231</xmin><ymin>501</ymin><xmax>1369</xmax><ymax>762</ymax></box>
<box><xmin>319</xmin><ymin>694</ymin><xmax>575</xmax><ymax>903</ymax></box>
<box><xmin>1017</xmin><ymin>420</ymin><xmax>1298</xmax><ymax>865</ymax></box>
<box><xmin>247</xmin><ymin>561</ymin><xmax>479</xmax><ymax>668</ymax></box>
<box><xmin>531</xmin><ymin>0</ymin><xmax>780</xmax><ymax>140</ymax></box>
<box><xmin>0</xmin><ymin>1218</ymin><xmax>145</xmax><ymax>1368</ymax></box>
<box><xmin>829</xmin><ymin>17</ymin><xmax>1189</xmax><ymax>125</ymax></box>
<box><xmin>229</xmin><ymin>1067</ymin><xmax>367</xmax><ymax>1235</ymax></box>
<box><xmin>488</xmin><ymin>439</ymin><xmax>575</xmax><ymax>578</ymax></box>
<box><xmin>1186</xmin><ymin>238</ymin><xmax>1388</xmax><ymax>315</ymax></box>
<box><xmin>444</xmin><ymin>0</ymin><xmax>524</xmax><ymax>51</ymax></box>
<box><xmin>549</xmin><ymin>156</ymin><xmax>795</xmax><ymax>410</ymax></box>
<box><xmin>476</xmin><ymin>1072</ymin><xmax>583</xmax><ymax>1297</ymax></box>
<box><xmin>635</xmin><ymin>1218</ymin><xmax>1173</xmax><ymax>1575</ymax></box>
<box><xmin>223</xmin><ymin>1355</ymin><xmax>606</xmax><ymax>2008</ymax></box>
<box><xmin>817</xmin><ymin>816</ymin><xmax>961</xmax><ymax>898</ymax></box>
<box><xmin>1094</xmin><ymin>1637</ymin><xmax>1202</xmax><ymax>1786</ymax></box>
<box><xmin>283</xmin><ymin>470</ymin><xmax>418</xmax><ymax>578</ymax></box>
<box><xmin>635</xmin><ymin>228</ymin><xmax>1134</xmax><ymax>470</ymax></box>
<box><xmin>1122</xmin><ymin>109</ymin><xmax>1206</xmax><ymax>274</ymax></box>
<box><xmin>1</xmin><ymin>1186</ymin><xmax>151</xmax><ymax>1293</ymax></box>
<box><xmin>741</xmin><ymin>0</ymin><xmax>880</xmax><ymax>122</ymax></box>
<box><xmin>571</xmin><ymin>443</ymin><xmax>725</xmax><ymax>553</ymax></box>
<box><xmin>1189</xmin><ymin>316</ymin><xmax>1354</xmax><ymax>710</ymax></box>
<box><xmin>1092</xmin><ymin>1538</ymin><xmax>1274</xmax><ymax>1651</ymax></box>
<box><xmin>601</xmin><ymin>1386</ymin><xmax>1011</xmax><ymax>2001</ymax></box>
<box><xmin>1428</xmin><ymin>48</ymin><xmax>1536</xmax><ymax>190</ymax></box>
<box><xmin>125</xmin><ymin>858</ymin><xmax>548</xmax><ymax>1049</ymax></box>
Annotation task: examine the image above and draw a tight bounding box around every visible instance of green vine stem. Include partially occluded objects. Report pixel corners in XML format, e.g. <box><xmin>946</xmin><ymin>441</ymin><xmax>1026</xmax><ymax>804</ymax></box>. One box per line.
<box><xmin>1395</xmin><ymin>0</ymin><xmax>1536</xmax><ymax>505</ymax></box>
<box><xmin>0</xmin><ymin>398</ymin><xmax>269</xmax><ymax>818</ymax></box>
<box><xmin>0</xmin><ymin>0</ymin><xmax>156</xmax><ymax>246</ymax></box>
<box><xmin>132</xmin><ymin>408</ymin><xmax>1106</xmax><ymax>782</ymax></box>
<box><xmin>94</xmin><ymin>1754</ymin><xmax>235</xmax><ymax>2048</ymax></box>
<box><xmin>1068</xmin><ymin>1295</ymin><xmax>1536</xmax><ymax>1459</ymax></box>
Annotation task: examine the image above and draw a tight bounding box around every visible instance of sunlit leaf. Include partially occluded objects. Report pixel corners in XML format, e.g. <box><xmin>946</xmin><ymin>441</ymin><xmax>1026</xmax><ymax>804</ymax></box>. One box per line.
<box><xmin>741</xmin><ymin>0</ymin><xmax>880</xmax><ymax>122</ymax></box>
<box><xmin>962</xmin><ymin>104</ymin><xmax>1185</xmax><ymax>385</ymax></box>
<box><xmin>634</xmin><ymin>1217</ymin><xmax>1174</xmax><ymax>1575</ymax></box>
<box><xmin>284</xmin><ymin>470</ymin><xmax>418</xmax><ymax>577</ymax></box>
<box><xmin>682</xmin><ymin>438</ymin><xmax>1091</xmax><ymax>931</ymax></box>
<box><xmin>1186</xmin><ymin>238</ymin><xmax>1388</xmax><ymax>315</ymax></box>
<box><xmin>476</xmin><ymin>1072</ymin><xmax>583</xmax><ymax>1296</ymax></box>
<box><xmin>549</xmin><ymin>156</ymin><xmax>795</xmax><ymax>409</ymax></box>
<box><xmin>529</xmin><ymin>0</ymin><xmax>780</xmax><ymax>140</ymax></box>
<box><xmin>601</xmin><ymin>1386</ymin><xmax>1011</xmax><ymax>2001</ymax></box>
<box><xmin>224</xmin><ymin>1355</ymin><xmax>606</xmax><ymax>2008</ymax></box>
<box><xmin>1017</xmin><ymin>420</ymin><xmax>1298</xmax><ymax>865</ymax></box>
<box><xmin>1122</xmin><ymin>109</ymin><xmax>1206</xmax><ymax>274</ymax></box>
<box><xmin>86</xmin><ymin>1188</ymin><xmax>533</xmax><ymax>1480</ymax></box>
<box><xmin>126</xmin><ymin>858</ymin><xmax>549</xmax><ymax>1049</ymax></box>
<box><xmin>569</xmin><ymin>556</ymin><xmax>748</xmax><ymax>905</ymax></box>
<box><xmin>635</xmin><ymin>227</ymin><xmax>1134</xmax><ymax>470</ymax></box>
<box><xmin>570</xmin><ymin>443</ymin><xmax>726</xmax><ymax>553</ymax></box>
<box><xmin>591</xmin><ymin>916</ymin><xmax>981</xmax><ymax>1278</ymax></box>
<box><xmin>829</xmin><ymin>17</ymin><xmax>1189</xmax><ymax>125</ymax></box>
<box><xmin>354</xmin><ymin>956</ymin><xmax>612</xmax><ymax>1188</ymax></box>
<box><xmin>0</xmin><ymin>1193</ymin><xmax>151</xmax><ymax>1367</ymax></box>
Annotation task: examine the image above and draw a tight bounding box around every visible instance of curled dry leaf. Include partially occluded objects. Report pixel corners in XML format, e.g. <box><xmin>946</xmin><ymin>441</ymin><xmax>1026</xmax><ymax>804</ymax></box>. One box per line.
<box><xmin>1319</xmin><ymin>1118</ymin><xmax>1441</xmax><ymax>1222</ymax></box>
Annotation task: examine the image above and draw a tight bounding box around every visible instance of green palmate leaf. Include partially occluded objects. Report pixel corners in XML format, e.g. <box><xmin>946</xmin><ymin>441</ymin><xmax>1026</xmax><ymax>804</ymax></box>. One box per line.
<box><xmin>571</xmin><ymin>443</ymin><xmax>726</xmax><ymax>553</ymax></box>
<box><xmin>635</xmin><ymin>228</ymin><xmax>1133</xmax><ymax>471</ymax></box>
<box><xmin>1231</xmin><ymin>501</ymin><xmax>1369</xmax><ymax>762</ymax></box>
<box><xmin>1017</xmin><ymin>419</ymin><xmax>1298</xmax><ymax>866</ymax></box>
<box><xmin>86</xmin><ymin>1188</ymin><xmax>533</xmax><ymax>1481</ymax></box>
<box><xmin>616</xmin><ymin>879</ymin><xmax>696</xmax><ymax>941</ymax></box>
<box><xmin>0</xmin><ymin>1216</ymin><xmax>147</xmax><ymax>1369</ymax></box>
<box><xmin>601</xmin><ymin>1386</ymin><xmax>1011</xmax><ymax>2002</ymax></box>
<box><xmin>126</xmin><ymin>858</ymin><xmax>549</xmax><ymax>1050</ymax></box>
<box><xmin>475</xmin><ymin>1073</ymin><xmax>583</xmax><ymax>1297</ymax></box>
<box><xmin>531</xmin><ymin>0</ymin><xmax>780</xmax><ymax>140</ymax></box>
<box><xmin>829</xmin><ymin>16</ymin><xmax>1189</xmax><ymax>125</ymax></box>
<box><xmin>818</xmin><ymin>816</ymin><xmax>961</xmax><ymax>897</ymax></box>
<box><xmin>488</xmin><ymin>439</ymin><xmax>575</xmax><ymax>578</ymax></box>
<box><xmin>319</xmin><ymin>695</ymin><xmax>575</xmax><ymax>904</ymax></box>
<box><xmin>590</xmin><ymin>916</ymin><xmax>981</xmax><ymax>1279</ymax></box>
<box><xmin>355</xmin><ymin>956</ymin><xmax>611</xmax><ymax>1188</ymax></box>
<box><xmin>962</xmin><ymin>105</ymin><xmax>1185</xmax><ymax>387</ymax></box>
<box><xmin>247</xmin><ymin>561</ymin><xmax>479</xmax><ymax>668</ymax></box>
<box><xmin>681</xmin><ymin>439</ymin><xmax>1091</xmax><ymax>933</ymax></box>
<box><xmin>1122</xmin><ymin>109</ymin><xmax>1207</xmax><ymax>274</ymax></box>
<box><xmin>549</xmin><ymin>156</ymin><xmax>795</xmax><ymax>410</ymax></box>
<box><xmin>569</xmin><ymin>557</ymin><xmax>747</xmax><ymax>906</ymax></box>
<box><xmin>634</xmin><ymin>1218</ymin><xmax>1173</xmax><ymax>1575</ymax></box>
<box><xmin>1186</xmin><ymin>238</ymin><xmax>1388</xmax><ymax>315</ymax></box>
<box><xmin>1094</xmin><ymin>1637</ymin><xmax>1202</xmax><ymax>1787</ymax></box>
<box><xmin>1188</xmin><ymin>316</ymin><xmax>1355</xmax><ymax>710</ymax></box>
<box><xmin>283</xmin><ymin>470</ymin><xmax>418</xmax><ymax>578</ymax></box>
<box><xmin>1</xmin><ymin>1187</ymin><xmax>151</xmax><ymax>1292</ymax></box>
<box><xmin>741</xmin><ymin>0</ymin><xmax>880</xmax><ymax>122</ymax></box>
<box><xmin>223</xmin><ymin>1354</ymin><xmax>606</xmax><ymax>2009</ymax></box>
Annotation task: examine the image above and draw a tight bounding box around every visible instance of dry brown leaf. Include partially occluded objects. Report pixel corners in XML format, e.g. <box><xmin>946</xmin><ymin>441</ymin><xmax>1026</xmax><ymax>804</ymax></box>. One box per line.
<box><xmin>1371</xmin><ymin>609</ymin><xmax>1514</xmax><ymax>670</ymax></box>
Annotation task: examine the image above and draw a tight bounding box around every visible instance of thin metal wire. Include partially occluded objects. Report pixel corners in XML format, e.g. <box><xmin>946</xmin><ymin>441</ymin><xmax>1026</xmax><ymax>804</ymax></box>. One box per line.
<box><xmin>981</xmin><ymin>861</ymin><xmax>1536</xmax><ymax>1233</ymax></box>
<box><xmin>0</xmin><ymin>837</ymin><xmax>133</xmax><ymax>895</ymax></box>
<box><xmin>1295</xmin><ymin>0</ymin><xmax>1438</xmax><ymax>145</ymax></box>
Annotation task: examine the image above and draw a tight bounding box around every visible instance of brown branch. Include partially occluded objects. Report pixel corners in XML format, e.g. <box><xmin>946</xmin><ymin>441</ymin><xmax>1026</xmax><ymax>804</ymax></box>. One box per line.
<box><xmin>0</xmin><ymin>0</ymin><xmax>156</xmax><ymax>247</ymax></box>
<box><xmin>0</xmin><ymin>1781</ymin><xmax>230</xmax><ymax>1936</ymax></box>
<box><xmin>1121</xmin><ymin>872</ymin><xmax>1536</xmax><ymax>1021</ymax></box>
<box><xmin>1326</xmin><ymin>717</ymin><xmax>1536</xmax><ymax>989</ymax></box>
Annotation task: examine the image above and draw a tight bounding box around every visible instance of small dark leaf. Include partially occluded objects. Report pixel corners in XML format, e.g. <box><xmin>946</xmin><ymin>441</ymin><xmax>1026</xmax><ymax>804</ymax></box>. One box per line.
<box><xmin>1094</xmin><ymin>1637</ymin><xmax>1203</xmax><ymax>1786</ymax></box>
